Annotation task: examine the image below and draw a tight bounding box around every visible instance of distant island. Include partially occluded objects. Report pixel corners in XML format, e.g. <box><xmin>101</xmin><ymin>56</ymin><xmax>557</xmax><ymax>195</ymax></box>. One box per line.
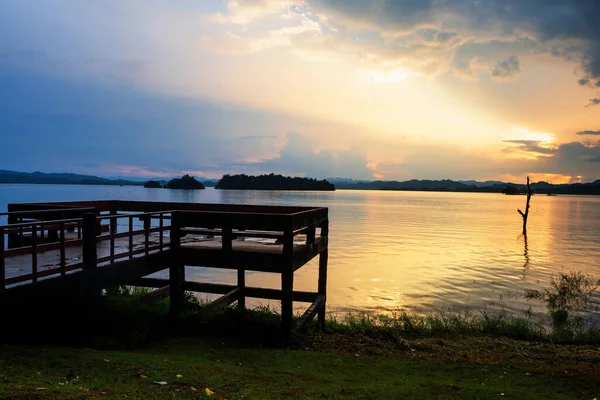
<box><xmin>143</xmin><ymin>180</ymin><xmax>163</xmax><ymax>188</ymax></box>
<box><xmin>166</xmin><ymin>174</ymin><xmax>205</xmax><ymax>190</ymax></box>
<box><xmin>144</xmin><ymin>174</ymin><xmax>205</xmax><ymax>190</ymax></box>
<box><xmin>215</xmin><ymin>174</ymin><xmax>335</xmax><ymax>191</ymax></box>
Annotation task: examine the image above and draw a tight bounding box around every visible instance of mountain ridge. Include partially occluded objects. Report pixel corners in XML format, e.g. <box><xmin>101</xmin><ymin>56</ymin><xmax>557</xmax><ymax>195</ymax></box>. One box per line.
<box><xmin>1</xmin><ymin>170</ymin><xmax>599</xmax><ymax>195</ymax></box>
<box><xmin>334</xmin><ymin>178</ymin><xmax>600</xmax><ymax>195</ymax></box>
<box><xmin>0</xmin><ymin>170</ymin><xmax>218</xmax><ymax>187</ymax></box>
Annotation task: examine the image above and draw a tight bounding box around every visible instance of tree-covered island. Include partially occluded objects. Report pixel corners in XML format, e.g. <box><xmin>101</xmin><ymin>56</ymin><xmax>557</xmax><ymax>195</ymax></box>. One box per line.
<box><xmin>215</xmin><ymin>173</ymin><xmax>335</xmax><ymax>191</ymax></box>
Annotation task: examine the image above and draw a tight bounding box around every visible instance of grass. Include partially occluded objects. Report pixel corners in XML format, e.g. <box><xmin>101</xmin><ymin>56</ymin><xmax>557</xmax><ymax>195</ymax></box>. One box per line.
<box><xmin>1</xmin><ymin>335</ymin><xmax>600</xmax><ymax>399</ymax></box>
<box><xmin>1</xmin><ymin>287</ymin><xmax>600</xmax><ymax>399</ymax></box>
<box><xmin>323</xmin><ymin>309</ymin><xmax>600</xmax><ymax>345</ymax></box>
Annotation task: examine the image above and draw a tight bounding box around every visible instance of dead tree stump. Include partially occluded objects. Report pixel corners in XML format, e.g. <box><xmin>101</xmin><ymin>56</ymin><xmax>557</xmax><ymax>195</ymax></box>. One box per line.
<box><xmin>517</xmin><ymin>176</ymin><xmax>533</xmax><ymax>235</ymax></box>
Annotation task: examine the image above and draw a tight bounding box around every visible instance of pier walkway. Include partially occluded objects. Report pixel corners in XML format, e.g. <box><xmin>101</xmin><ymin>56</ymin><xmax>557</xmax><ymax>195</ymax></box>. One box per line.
<box><xmin>0</xmin><ymin>200</ymin><xmax>329</xmax><ymax>336</ymax></box>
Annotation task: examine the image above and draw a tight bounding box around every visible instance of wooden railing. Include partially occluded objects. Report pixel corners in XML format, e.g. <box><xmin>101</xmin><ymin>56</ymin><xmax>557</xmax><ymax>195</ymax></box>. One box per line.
<box><xmin>1</xmin><ymin>201</ymin><xmax>329</xmax><ymax>337</ymax></box>
<box><xmin>95</xmin><ymin>211</ymin><xmax>172</xmax><ymax>265</ymax></box>
<box><xmin>0</xmin><ymin>217</ymin><xmax>85</xmax><ymax>288</ymax></box>
<box><xmin>0</xmin><ymin>210</ymin><xmax>172</xmax><ymax>289</ymax></box>
<box><xmin>0</xmin><ymin>207</ymin><xmax>96</xmax><ymax>219</ymax></box>
<box><xmin>171</xmin><ymin>209</ymin><xmax>329</xmax><ymax>332</ymax></box>
<box><xmin>1</xmin><ymin>207</ymin><xmax>96</xmax><ymax>249</ymax></box>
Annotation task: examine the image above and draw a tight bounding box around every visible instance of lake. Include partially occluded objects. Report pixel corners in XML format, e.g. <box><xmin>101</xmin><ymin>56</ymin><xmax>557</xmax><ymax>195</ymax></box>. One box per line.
<box><xmin>1</xmin><ymin>184</ymin><xmax>599</xmax><ymax>315</ymax></box>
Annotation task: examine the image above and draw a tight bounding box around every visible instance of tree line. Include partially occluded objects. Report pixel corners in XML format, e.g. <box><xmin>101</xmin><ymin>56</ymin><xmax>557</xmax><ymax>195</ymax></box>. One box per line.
<box><xmin>215</xmin><ymin>174</ymin><xmax>335</xmax><ymax>191</ymax></box>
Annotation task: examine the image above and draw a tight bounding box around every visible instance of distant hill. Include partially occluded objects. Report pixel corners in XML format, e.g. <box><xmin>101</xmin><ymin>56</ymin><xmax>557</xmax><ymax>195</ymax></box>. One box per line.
<box><xmin>458</xmin><ymin>180</ymin><xmax>504</xmax><ymax>187</ymax></box>
<box><xmin>202</xmin><ymin>180</ymin><xmax>218</xmax><ymax>187</ymax></box>
<box><xmin>335</xmin><ymin>179</ymin><xmax>472</xmax><ymax>191</ymax></box>
<box><xmin>215</xmin><ymin>174</ymin><xmax>335</xmax><ymax>191</ymax></box>
<box><xmin>326</xmin><ymin>177</ymin><xmax>372</xmax><ymax>185</ymax></box>
<box><xmin>0</xmin><ymin>170</ymin><xmax>142</xmax><ymax>186</ymax></box>
<box><xmin>2</xmin><ymin>169</ymin><xmax>598</xmax><ymax>195</ymax></box>
<box><xmin>336</xmin><ymin>179</ymin><xmax>600</xmax><ymax>195</ymax></box>
<box><xmin>0</xmin><ymin>169</ymin><xmax>220</xmax><ymax>188</ymax></box>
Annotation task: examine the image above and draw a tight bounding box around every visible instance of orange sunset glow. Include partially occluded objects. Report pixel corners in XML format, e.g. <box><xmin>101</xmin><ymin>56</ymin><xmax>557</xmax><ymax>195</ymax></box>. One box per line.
<box><xmin>0</xmin><ymin>0</ymin><xmax>599</xmax><ymax>184</ymax></box>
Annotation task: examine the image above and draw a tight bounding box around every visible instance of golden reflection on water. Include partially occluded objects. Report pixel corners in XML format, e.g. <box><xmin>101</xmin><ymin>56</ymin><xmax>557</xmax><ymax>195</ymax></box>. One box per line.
<box><xmin>2</xmin><ymin>185</ymin><xmax>598</xmax><ymax>315</ymax></box>
<box><xmin>184</xmin><ymin>191</ymin><xmax>600</xmax><ymax>315</ymax></box>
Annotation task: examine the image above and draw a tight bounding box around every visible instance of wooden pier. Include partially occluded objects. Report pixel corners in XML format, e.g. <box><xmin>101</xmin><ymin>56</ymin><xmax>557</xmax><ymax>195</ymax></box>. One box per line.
<box><xmin>0</xmin><ymin>200</ymin><xmax>329</xmax><ymax>337</ymax></box>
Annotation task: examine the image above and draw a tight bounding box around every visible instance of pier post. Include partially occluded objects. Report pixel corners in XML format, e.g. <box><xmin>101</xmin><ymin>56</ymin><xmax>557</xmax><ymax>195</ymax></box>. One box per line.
<box><xmin>307</xmin><ymin>224</ymin><xmax>316</xmax><ymax>245</ymax></box>
<box><xmin>169</xmin><ymin>212</ymin><xmax>184</xmax><ymax>315</ymax></box>
<box><xmin>318</xmin><ymin>219</ymin><xmax>329</xmax><ymax>330</ymax></box>
<box><xmin>237</xmin><ymin>267</ymin><xmax>246</xmax><ymax>309</ymax></box>
<box><xmin>82</xmin><ymin>212</ymin><xmax>101</xmax><ymax>314</ymax></box>
<box><xmin>109</xmin><ymin>207</ymin><xmax>118</xmax><ymax>234</ymax></box>
<box><xmin>6</xmin><ymin>213</ymin><xmax>20</xmax><ymax>249</ymax></box>
<box><xmin>223</xmin><ymin>220</ymin><xmax>245</xmax><ymax>309</ymax></box>
<box><xmin>0</xmin><ymin>227</ymin><xmax>5</xmax><ymax>290</ymax></box>
<box><xmin>281</xmin><ymin>225</ymin><xmax>294</xmax><ymax>338</ymax></box>
<box><xmin>82</xmin><ymin>213</ymin><xmax>97</xmax><ymax>271</ymax></box>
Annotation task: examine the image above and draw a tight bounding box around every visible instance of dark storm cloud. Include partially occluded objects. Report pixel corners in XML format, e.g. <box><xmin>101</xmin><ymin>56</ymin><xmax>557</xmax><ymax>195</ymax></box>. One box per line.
<box><xmin>309</xmin><ymin>0</ymin><xmax>600</xmax><ymax>84</ymax></box>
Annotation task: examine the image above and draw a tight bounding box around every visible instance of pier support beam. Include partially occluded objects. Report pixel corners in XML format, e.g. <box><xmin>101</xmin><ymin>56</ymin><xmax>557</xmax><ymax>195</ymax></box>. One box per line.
<box><xmin>237</xmin><ymin>267</ymin><xmax>246</xmax><ymax>309</ymax></box>
<box><xmin>318</xmin><ymin>219</ymin><xmax>329</xmax><ymax>330</ymax></box>
<box><xmin>169</xmin><ymin>213</ymin><xmax>184</xmax><ymax>315</ymax></box>
<box><xmin>82</xmin><ymin>213</ymin><xmax>97</xmax><ymax>270</ymax></box>
<box><xmin>281</xmin><ymin>227</ymin><xmax>294</xmax><ymax>338</ymax></box>
<box><xmin>82</xmin><ymin>212</ymin><xmax>101</xmax><ymax>311</ymax></box>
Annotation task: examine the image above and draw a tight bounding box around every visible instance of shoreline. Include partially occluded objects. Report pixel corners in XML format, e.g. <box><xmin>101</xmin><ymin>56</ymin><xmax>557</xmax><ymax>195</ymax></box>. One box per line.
<box><xmin>1</xmin><ymin>295</ymin><xmax>599</xmax><ymax>399</ymax></box>
<box><xmin>3</xmin><ymin>182</ymin><xmax>600</xmax><ymax>196</ymax></box>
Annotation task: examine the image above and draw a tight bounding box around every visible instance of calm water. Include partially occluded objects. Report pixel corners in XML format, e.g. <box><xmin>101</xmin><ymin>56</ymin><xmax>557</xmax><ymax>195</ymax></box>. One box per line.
<box><xmin>1</xmin><ymin>184</ymin><xmax>599</xmax><ymax>315</ymax></box>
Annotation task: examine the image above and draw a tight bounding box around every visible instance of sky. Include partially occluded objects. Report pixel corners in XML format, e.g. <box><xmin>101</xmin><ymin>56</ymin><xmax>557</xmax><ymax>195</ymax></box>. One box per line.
<box><xmin>0</xmin><ymin>0</ymin><xmax>599</xmax><ymax>183</ymax></box>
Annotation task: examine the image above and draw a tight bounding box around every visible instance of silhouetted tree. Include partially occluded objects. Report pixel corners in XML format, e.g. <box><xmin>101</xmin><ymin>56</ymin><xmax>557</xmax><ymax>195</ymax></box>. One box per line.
<box><xmin>143</xmin><ymin>180</ymin><xmax>162</xmax><ymax>188</ymax></box>
<box><xmin>517</xmin><ymin>176</ymin><xmax>533</xmax><ymax>235</ymax></box>
<box><xmin>215</xmin><ymin>173</ymin><xmax>335</xmax><ymax>191</ymax></box>
<box><xmin>502</xmin><ymin>184</ymin><xmax>519</xmax><ymax>195</ymax></box>
<box><xmin>166</xmin><ymin>174</ymin><xmax>205</xmax><ymax>190</ymax></box>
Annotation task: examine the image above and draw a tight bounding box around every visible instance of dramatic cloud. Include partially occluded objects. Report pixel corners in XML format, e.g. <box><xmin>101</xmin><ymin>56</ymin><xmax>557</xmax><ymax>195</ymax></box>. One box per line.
<box><xmin>491</xmin><ymin>56</ymin><xmax>520</xmax><ymax>81</ymax></box>
<box><xmin>578</xmin><ymin>78</ymin><xmax>600</xmax><ymax>88</ymax></box>
<box><xmin>503</xmin><ymin>140</ymin><xmax>555</xmax><ymax>155</ymax></box>
<box><xmin>579</xmin><ymin>78</ymin><xmax>592</xmax><ymax>86</ymax></box>
<box><xmin>503</xmin><ymin>139</ymin><xmax>600</xmax><ymax>181</ymax></box>
<box><xmin>576</xmin><ymin>130</ymin><xmax>600</xmax><ymax>136</ymax></box>
<box><xmin>1</xmin><ymin>1</ymin><xmax>599</xmax><ymax>182</ymax></box>
<box><xmin>209</xmin><ymin>0</ymin><xmax>600</xmax><ymax>90</ymax></box>
<box><xmin>231</xmin><ymin>132</ymin><xmax>372</xmax><ymax>179</ymax></box>
<box><xmin>587</xmin><ymin>98</ymin><xmax>600</xmax><ymax>107</ymax></box>
<box><xmin>306</xmin><ymin>0</ymin><xmax>600</xmax><ymax>85</ymax></box>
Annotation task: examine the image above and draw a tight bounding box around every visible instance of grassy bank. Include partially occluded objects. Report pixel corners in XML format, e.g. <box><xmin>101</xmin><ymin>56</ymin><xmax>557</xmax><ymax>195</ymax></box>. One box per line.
<box><xmin>1</xmin><ymin>293</ymin><xmax>600</xmax><ymax>399</ymax></box>
<box><xmin>1</xmin><ymin>335</ymin><xmax>600</xmax><ymax>399</ymax></box>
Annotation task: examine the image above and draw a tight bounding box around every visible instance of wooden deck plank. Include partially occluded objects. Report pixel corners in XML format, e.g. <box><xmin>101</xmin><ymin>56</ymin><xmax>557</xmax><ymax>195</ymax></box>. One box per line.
<box><xmin>180</xmin><ymin>234</ymin><xmax>318</xmax><ymax>254</ymax></box>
